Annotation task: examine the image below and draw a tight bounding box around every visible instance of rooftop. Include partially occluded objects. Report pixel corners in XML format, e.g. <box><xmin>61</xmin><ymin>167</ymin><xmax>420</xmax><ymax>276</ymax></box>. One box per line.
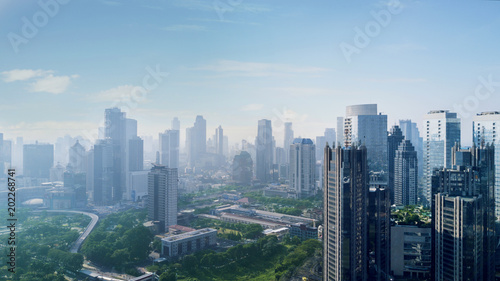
<box><xmin>162</xmin><ymin>228</ymin><xmax>217</xmax><ymax>242</ymax></box>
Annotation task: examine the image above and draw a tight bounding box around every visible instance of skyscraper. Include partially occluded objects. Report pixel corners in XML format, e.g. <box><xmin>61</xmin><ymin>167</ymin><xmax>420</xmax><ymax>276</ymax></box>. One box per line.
<box><xmin>23</xmin><ymin>142</ymin><xmax>54</xmax><ymax>180</ymax></box>
<box><xmin>399</xmin><ymin>119</ymin><xmax>423</xmax><ymax>178</ymax></box>
<box><xmin>324</xmin><ymin>145</ymin><xmax>368</xmax><ymax>281</ymax></box>
<box><xmin>343</xmin><ymin>104</ymin><xmax>388</xmax><ymax>173</ymax></box>
<box><xmin>387</xmin><ymin>125</ymin><xmax>405</xmax><ymax>203</ymax></box>
<box><xmin>186</xmin><ymin>115</ymin><xmax>206</xmax><ymax>166</ymax></box>
<box><xmin>148</xmin><ymin>164</ymin><xmax>178</xmax><ymax>232</ymax></box>
<box><xmin>232</xmin><ymin>151</ymin><xmax>253</xmax><ymax>185</ymax></box>
<box><xmin>336</xmin><ymin>117</ymin><xmax>344</xmax><ymax>147</ymax></box>
<box><xmin>368</xmin><ymin>185</ymin><xmax>391</xmax><ymax>280</ymax></box>
<box><xmin>394</xmin><ymin>140</ymin><xmax>418</xmax><ymax>206</ymax></box>
<box><xmin>289</xmin><ymin>138</ymin><xmax>316</xmax><ymax>198</ymax></box>
<box><xmin>423</xmin><ymin>110</ymin><xmax>460</xmax><ymax>206</ymax></box>
<box><xmin>92</xmin><ymin>139</ymin><xmax>114</xmax><ymax>205</ymax></box>
<box><xmin>284</xmin><ymin>122</ymin><xmax>294</xmax><ymax>164</ymax></box>
<box><xmin>473</xmin><ymin>111</ymin><xmax>500</xmax><ymax>219</ymax></box>
<box><xmin>69</xmin><ymin>140</ymin><xmax>86</xmax><ymax>173</ymax></box>
<box><xmin>171</xmin><ymin>117</ymin><xmax>180</xmax><ymax>131</ymax></box>
<box><xmin>432</xmin><ymin>145</ymin><xmax>495</xmax><ymax>281</ymax></box>
<box><xmin>256</xmin><ymin>119</ymin><xmax>273</xmax><ymax>183</ymax></box>
<box><xmin>215</xmin><ymin>125</ymin><xmax>224</xmax><ymax>156</ymax></box>
<box><xmin>104</xmin><ymin>107</ymin><xmax>127</xmax><ymax>201</ymax></box>
<box><xmin>159</xmin><ymin>130</ymin><xmax>180</xmax><ymax>169</ymax></box>
<box><xmin>128</xmin><ymin>136</ymin><xmax>144</xmax><ymax>172</ymax></box>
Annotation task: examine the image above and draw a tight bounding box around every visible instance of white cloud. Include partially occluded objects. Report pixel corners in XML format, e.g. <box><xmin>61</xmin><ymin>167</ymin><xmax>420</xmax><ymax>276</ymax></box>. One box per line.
<box><xmin>193</xmin><ymin>60</ymin><xmax>330</xmax><ymax>77</ymax></box>
<box><xmin>29</xmin><ymin>74</ymin><xmax>78</xmax><ymax>94</ymax></box>
<box><xmin>163</xmin><ymin>24</ymin><xmax>206</xmax><ymax>31</ymax></box>
<box><xmin>241</xmin><ymin>104</ymin><xmax>264</xmax><ymax>111</ymax></box>
<box><xmin>88</xmin><ymin>84</ymin><xmax>149</xmax><ymax>103</ymax></box>
<box><xmin>1</xmin><ymin>69</ymin><xmax>50</xmax><ymax>82</ymax></box>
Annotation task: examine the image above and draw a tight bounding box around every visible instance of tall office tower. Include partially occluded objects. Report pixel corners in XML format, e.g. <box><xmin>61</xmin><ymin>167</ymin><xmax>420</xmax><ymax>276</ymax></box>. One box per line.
<box><xmin>399</xmin><ymin>119</ymin><xmax>424</xmax><ymax>177</ymax></box>
<box><xmin>432</xmin><ymin>145</ymin><xmax>495</xmax><ymax>281</ymax></box>
<box><xmin>324</xmin><ymin>145</ymin><xmax>368</xmax><ymax>281</ymax></box>
<box><xmin>423</xmin><ymin>110</ymin><xmax>461</xmax><ymax>207</ymax></box>
<box><xmin>159</xmin><ymin>130</ymin><xmax>180</xmax><ymax>169</ymax></box>
<box><xmin>324</xmin><ymin>128</ymin><xmax>336</xmax><ymax>147</ymax></box>
<box><xmin>23</xmin><ymin>142</ymin><xmax>54</xmax><ymax>180</ymax></box>
<box><xmin>147</xmin><ymin>164</ymin><xmax>178</xmax><ymax>232</ymax></box>
<box><xmin>284</xmin><ymin>122</ymin><xmax>294</xmax><ymax>164</ymax></box>
<box><xmin>434</xmin><ymin>195</ymin><xmax>483</xmax><ymax>281</ymax></box>
<box><xmin>387</xmin><ymin>125</ymin><xmax>405</xmax><ymax>203</ymax></box>
<box><xmin>69</xmin><ymin>140</ymin><xmax>86</xmax><ymax>172</ymax></box>
<box><xmin>289</xmin><ymin>138</ymin><xmax>316</xmax><ymax>198</ymax></box>
<box><xmin>104</xmin><ymin>108</ymin><xmax>127</xmax><ymax>201</ymax></box>
<box><xmin>256</xmin><ymin>119</ymin><xmax>273</xmax><ymax>183</ymax></box>
<box><xmin>368</xmin><ymin>185</ymin><xmax>391</xmax><ymax>281</ymax></box>
<box><xmin>186</xmin><ymin>115</ymin><xmax>206</xmax><ymax>166</ymax></box>
<box><xmin>232</xmin><ymin>151</ymin><xmax>253</xmax><ymax>185</ymax></box>
<box><xmin>473</xmin><ymin>111</ymin><xmax>500</xmax><ymax>219</ymax></box>
<box><xmin>274</xmin><ymin>147</ymin><xmax>287</xmax><ymax>180</ymax></box>
<box><xmin>128</xmin><ymin>137</ymin><xmax>144</xmax><ymax>171</ymax></box>
<box><xmin>215</xmin><ymin>126</ymin><xmax>224</xmax><ymax>156</ymax></box>
<box><xmin>337</xmin><ymin>117</ymin><xmax>344</xmax><ymax>147</ymax></box>
<box><xmin>171</xmin><ymin>117</ymin><xmax>180</xmax><ymax>131</ymax></box>
<box><xmin>92</xmin><ymin>139</ymin><xmax>114</xmax><ymax>205</ymax></box>
<box><xmin>394</xmin><ymin>140</ymin><xmax>418</xmax><ymax>206</ymax></box>
<box><xmin>343</xmin><ymin>104</ymin><xmax>388</xmax><ymax>174</ymax></box>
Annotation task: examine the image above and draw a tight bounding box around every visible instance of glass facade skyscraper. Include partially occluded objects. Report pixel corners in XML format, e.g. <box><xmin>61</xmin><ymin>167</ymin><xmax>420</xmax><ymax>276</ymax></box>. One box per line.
<box><xmin>422</xmin><ymin>110</ymin><xmax>460</xmax><ymax>206</ymax></box>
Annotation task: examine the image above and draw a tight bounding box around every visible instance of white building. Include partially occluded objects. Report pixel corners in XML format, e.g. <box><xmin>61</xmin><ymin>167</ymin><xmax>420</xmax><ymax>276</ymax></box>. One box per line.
<box><xmin>289</xmin><ymin>138</ymin><xmax>316</xmax><ymax>198</ymax></box>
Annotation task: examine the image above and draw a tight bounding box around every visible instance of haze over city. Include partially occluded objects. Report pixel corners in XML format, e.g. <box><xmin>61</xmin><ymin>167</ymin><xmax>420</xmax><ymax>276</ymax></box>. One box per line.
<box><xmin>1</xmin><ymin>1</ymin><xmax>500</xmax><ymax>146</ymax></box>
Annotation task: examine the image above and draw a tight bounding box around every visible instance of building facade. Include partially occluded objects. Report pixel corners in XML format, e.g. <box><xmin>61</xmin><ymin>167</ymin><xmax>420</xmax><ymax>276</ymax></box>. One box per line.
<box><xmin>324</xmin><ymin>145</ymin><xmax>368</xmax><ymax>281</ymax></box>
<box><xmin>394</xmin><ymin>140</ymin><xmax>418</xmax><ymax>206</ymax></box>
<box><xmin>148</xmin><ymin>164</ymin><xmax>178</xmax><ymax>232</ymax></box>
<box><xmin>161</xmin><ymin>228</ymin><xmax>217</xmax><ymax>258</ymax></box>
<box><xmin>256</xmin><ymin>119</ymin><xmax>273</xmax><ymax>183</ymax></box>
<box><xmin>289</xmin><ymin>138</ymin><xmax>316</xmax><ymax>198</ymax></box>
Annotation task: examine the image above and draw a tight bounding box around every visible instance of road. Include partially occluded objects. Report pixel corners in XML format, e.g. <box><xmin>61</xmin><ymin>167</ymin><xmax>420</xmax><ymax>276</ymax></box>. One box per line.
<box><xmin>34</xmin><ymin>210</ymin><xmax>99</xmax><ymax>253</ymax></box>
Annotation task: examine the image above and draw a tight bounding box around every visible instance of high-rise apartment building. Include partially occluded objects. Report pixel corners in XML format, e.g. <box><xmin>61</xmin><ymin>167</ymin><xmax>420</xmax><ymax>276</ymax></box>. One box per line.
<box><xmin>148</xmin><ymin>164</ymin><xmax>178</xmax><ymax>232</ymax></box>
<box><xmin>289</xmin><ymin>138</ymin><xmax>316</xmax><ymax>198</ymax></box>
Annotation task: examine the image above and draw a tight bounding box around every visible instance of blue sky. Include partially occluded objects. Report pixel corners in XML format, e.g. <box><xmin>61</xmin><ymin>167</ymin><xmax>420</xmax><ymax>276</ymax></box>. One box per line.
<box><xmin>1</xmin><ymin>0</ymin><xmax>499</xmax><ymax>146</ymax></box>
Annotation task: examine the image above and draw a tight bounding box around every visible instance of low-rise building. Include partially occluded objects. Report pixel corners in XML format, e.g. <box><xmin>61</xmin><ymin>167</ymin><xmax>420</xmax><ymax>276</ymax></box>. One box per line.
<box><xmin>391</xmin><ymin>225</ymin><xmax>431</xmax><ymax>280</ymax></box>
<box><xmin>289</xmin><ymin>223</ymin><xmax>318</xmax><ymax>241</ymax></box>
<box><xmin>161</xmin><ymin>228</ymin><xmax>217</xmax><ymax>258</ymax></box>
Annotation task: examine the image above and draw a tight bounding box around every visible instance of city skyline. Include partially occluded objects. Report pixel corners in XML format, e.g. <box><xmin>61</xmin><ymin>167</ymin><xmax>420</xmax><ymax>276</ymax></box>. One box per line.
<box><xmin>1</xmin><ymin>1</ymin><xmax>500</xmax><ymax>145</ymax></box>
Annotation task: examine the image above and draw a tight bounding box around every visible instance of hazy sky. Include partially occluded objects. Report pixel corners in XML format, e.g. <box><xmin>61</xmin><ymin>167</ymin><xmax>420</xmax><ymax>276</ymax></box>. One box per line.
<box><xmin>1</xmin><ymin>0</ymin><xmax>499</xmax><ymax>147</ymax></box>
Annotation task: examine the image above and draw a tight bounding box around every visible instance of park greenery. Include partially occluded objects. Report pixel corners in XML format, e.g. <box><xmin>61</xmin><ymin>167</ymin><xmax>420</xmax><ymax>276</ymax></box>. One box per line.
<box><xmin>243</xmin><ymin>191</ymin><xmax>322</xmax><ymax>211</ymax></box>
<box><xmin>0</xmin><ymin>210</ymin><xmax>89</xmax><ymax>281</ymax></box>
<box><xmin>148</xmin><ymin>236</ymin><xmax>322</xmax><ymax>281</ymax></box>
<box><xmin>392</xmin><ymin>205</ymin><xmax>431</xmax><ymax>227</ymax></box>
<box><xmin>81</xmin><ymin>208</ymin><xmax>152</xmax><ymax>274</ymax></box>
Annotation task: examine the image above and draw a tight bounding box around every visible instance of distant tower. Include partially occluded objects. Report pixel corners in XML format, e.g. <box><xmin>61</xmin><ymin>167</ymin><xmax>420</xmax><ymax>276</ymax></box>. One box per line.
<box><xmin>324</xmin><ymin>145</ymin><xmax>368</xmax><ymax>281</ymax></box>
<box><xmin>423</xmin><ymin>110</ymin><xmax>460</xmax><ymax>207</ymax></box>
<box><xmin>289</xmin><ymin>138</ymin><xmax>316</xmax><ymax>198</ymax></box>
<box><xmin>159</xmin><ymin>130</ymin><xmax>180</xmax><ymax>169</ymax></box>
<box><xmin>215</xmin><ymin>126</ymin><xmax>224</xmax><ymax>156</ymax></box>
<box><xmin>256</xmin><ymin>119</ymin><xmax>273</xmax><ymax>183</ymax></box>
<box><xmin>284</xmin><ymin>122</ymin><xmax>294</xmax><ymax>164</ymax></box>
<box><xmin>128</xmin><ymin>136</ymin><xmax>143</xmax><ymax>171</ymax></box>
<box><xmin>148</xmin><ymin>165</ymin><xmax>178</xmax><ymax>232</ymax></box>
<box><xmin>399</xmin><ymin>119</ymin><xmax>423</xmax><ymax>178</ymax></box>
<box><xmin>171</xmin><ymin>117</ymin><xmax>180</xmax><ymax>131</ymax></box>
<box><xmin>186</xmin><ymin>115</ymin><xmax>206</xmax><ymax>166</ymax></box>
<box><xmin>69</xmin><ymin>140</ymin><xmax>86</xmax><ymax>173</ymax></box>
<box><xmin>92</xmin><ymin>139</ymin><xmax>114</xmax><ymax>205</ymax></box>
<box><xmin>23</xmin><ymin>142</ymin><xmax>54</xmax><ymax>180</ymax></box>
<box><xmin>232</xmin><ymin>151</ymin><xmax>253</xmax><ymax>185</ymax></box>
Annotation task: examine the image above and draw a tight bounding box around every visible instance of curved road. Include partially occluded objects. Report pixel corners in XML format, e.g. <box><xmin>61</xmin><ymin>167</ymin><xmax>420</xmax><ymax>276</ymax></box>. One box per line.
<box><xmin>35</xmin><ymin>210</ymin><xmax>99</xmax><ymax>253</ymax></box>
